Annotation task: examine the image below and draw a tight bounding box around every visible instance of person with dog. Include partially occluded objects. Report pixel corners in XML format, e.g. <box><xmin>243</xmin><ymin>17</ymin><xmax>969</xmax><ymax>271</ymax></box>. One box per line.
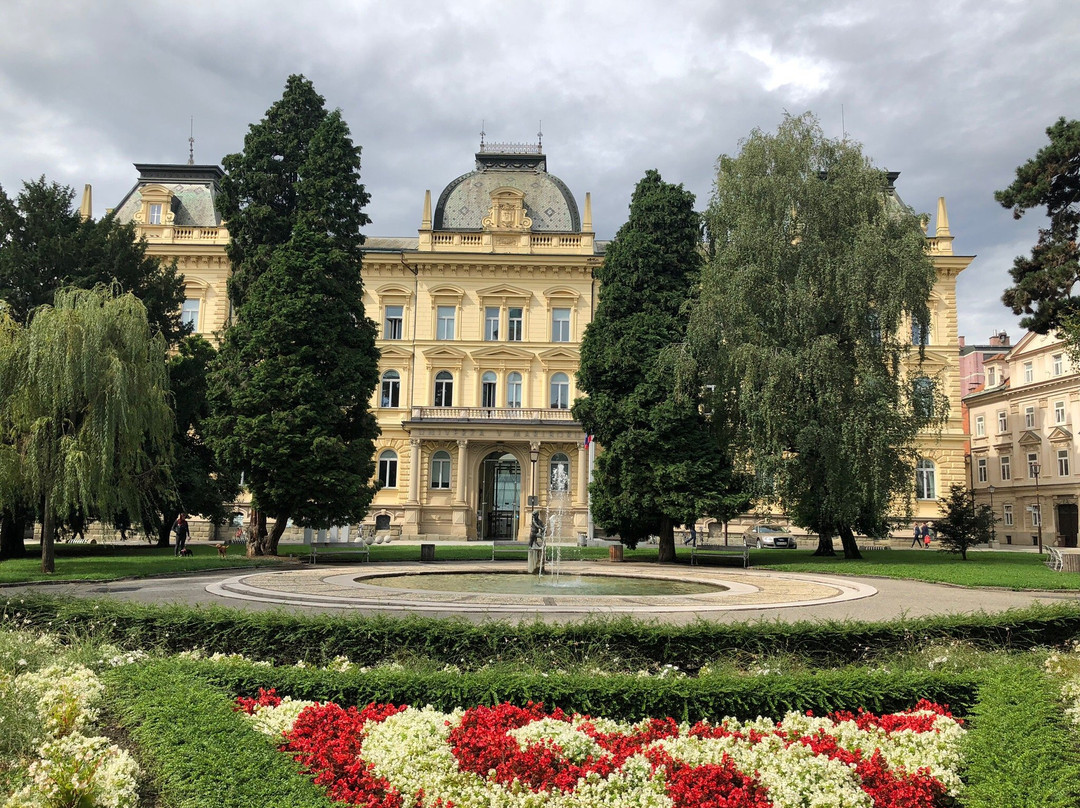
<box><xmin>173</xmin><ymin>513</ymin><xmax>191</xmax><ymax>556</ymax></box>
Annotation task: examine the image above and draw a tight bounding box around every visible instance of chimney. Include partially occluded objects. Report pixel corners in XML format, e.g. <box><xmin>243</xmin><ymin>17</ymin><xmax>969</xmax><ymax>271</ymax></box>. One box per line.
<box><xmin>989</xmin><ymin>331</ymin><xmax>1010</xmax><ymax>348</ymax></box>
<box><xmin>958</xmin><ymin>336</ymin><xmax>966</xmax><ymax>348</ymax></box>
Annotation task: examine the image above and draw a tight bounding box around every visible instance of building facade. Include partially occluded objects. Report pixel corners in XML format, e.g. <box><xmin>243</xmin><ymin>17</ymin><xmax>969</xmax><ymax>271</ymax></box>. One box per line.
<box><xmin>965</xmin><ymin>332</ymin><xmax>1080</xmax><ymax>548</ymax></box>
<box><xmin>110</xmin><ymin>148</ymin><xmax>970</xmax><ymax>539</ymax></box>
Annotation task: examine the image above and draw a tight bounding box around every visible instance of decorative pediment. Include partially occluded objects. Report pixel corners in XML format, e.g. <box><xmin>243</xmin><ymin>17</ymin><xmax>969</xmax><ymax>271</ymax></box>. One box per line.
<box><xmin>428</xmin><ymin>285</ymin><xmax>465</xmax><ymax>301</ymax></box>
<box><xmin>537</xmin><ymin>346</ymin><xmax>579</xmax><ymax>369</ymax></box>
<box><xmin>476</xmin><ymin>283</ymin><xmax>532</xmax><ymax>303</ymax></box>
<box><xmin>1049</xmin><ymin>426</ymin><xmax>1073</xmax><ymax>443</ymax></box>
<box><xmin>1018</xmin><ymin>429</ymin><xmax>1043</xmax><ymax>446</ymax></box>
<box><xmin>543</xmin><ymin>286</ymin><xmax>581</xmax><ymax>302</ymax></box>
<box><xmin>470</xmin><ymin>345</ymin><xmax>535</xmax><ymax>363</ymax></box>
<box><xmin>379</xmin><ymin>345</ymin><xmax>413</xmax><ymax>361</ymax></box>
<box><xmin>375</xmin><ymin>284</ymin><xmax>413</xmax><ymax>300</ymax></box>
<box><xmin>483</xmin><ymin>187</ymin><xmax>532</xmax><ymax>232</ymax></box>
<box><xmin>422</xmin><ymin>346</ymin><xmax>468</xmax><ymax>370</ymax></box>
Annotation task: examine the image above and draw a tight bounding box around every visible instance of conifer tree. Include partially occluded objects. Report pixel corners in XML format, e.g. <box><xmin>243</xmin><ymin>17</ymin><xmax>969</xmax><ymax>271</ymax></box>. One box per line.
<box><xmin>208</xmin><ymin>77</ymin><xmax>379</xmax><ymax>555</ymax></box>
<box><xmin>574</xmin><ymin>170</ymin><xmax>746</xmax><ymax>562</ymax></box>
<box><xmin>687</xmin><ymin>114</ymin><xmax>941</xmax><ymax>558</ymax></box>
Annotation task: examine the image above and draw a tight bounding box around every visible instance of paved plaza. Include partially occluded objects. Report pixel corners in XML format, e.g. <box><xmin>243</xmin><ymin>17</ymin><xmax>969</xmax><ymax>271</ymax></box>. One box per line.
<box><xmin>6</xmin><ymin>557</ymin><xmax>1074</xmax><ymax>624</ymax></box>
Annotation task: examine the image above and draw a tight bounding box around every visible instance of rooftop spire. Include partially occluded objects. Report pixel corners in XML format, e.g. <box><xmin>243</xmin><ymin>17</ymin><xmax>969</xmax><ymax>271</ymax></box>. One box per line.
<box><xmin>188</xmin><ymin>116</ymin><xmax>195</xmax><ymax>165</ymax></box>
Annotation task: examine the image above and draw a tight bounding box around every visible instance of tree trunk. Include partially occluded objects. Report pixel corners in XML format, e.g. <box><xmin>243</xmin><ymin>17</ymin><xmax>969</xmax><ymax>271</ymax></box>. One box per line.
<box><xmin>247</xmin><ymin>510</ymin><xmax>270</xmax><ymax>557</ymax></box>
<box><xmin>813</xmin><ymin>532</ymin><xmax>837</xmax><ymax>557</ymax></box>
<box><xmin>657</xmin><ymin>515</ymin><xmax>676</xmax><ymax>563</ymax></box>
<box><xmin>0</xmin><ymin>508</ymin><xmax>27</xmax><ymax>560</ymax></box>
<box><xmin>41</xmin><ymin>497</ymin><xmax>56</xmax><ymax>574</ymax></box>
<box><xmin>837</xmin><ymin>524</ymin><xmax>863</xmax><ymax>560</ymax></box>
<box><xmin>158</xmin><ymin>508</ymin><xmax>179</xmax><ymax>548</ymax></box>
<box><xmin>267</xmin><ymin>512</ymin><xmax>290</xmax><ymax>556</ymax></box>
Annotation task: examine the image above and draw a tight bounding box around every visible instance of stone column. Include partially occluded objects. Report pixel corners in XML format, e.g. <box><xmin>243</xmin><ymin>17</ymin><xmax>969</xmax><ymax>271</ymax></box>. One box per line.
<box><xmin>455</xmin><ymin>440</ymin><xmax>468</xmax><ymax>504</ymax></box>
<box><xmin>407</xmin><ymin>438</ymin><xmax>421</xmax><ymax>504</ymax></box>
<box><xmin>577</xmin><ymin>443</ymin><xmax>588</xmax><ymax>507</ymax></box>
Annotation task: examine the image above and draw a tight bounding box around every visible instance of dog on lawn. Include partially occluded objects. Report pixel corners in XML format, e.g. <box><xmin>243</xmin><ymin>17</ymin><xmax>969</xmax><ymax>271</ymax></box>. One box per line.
<box><xmin>177</xmin><ymin>547</ymin><xmax>193</xmax><ymax>557</ymax></box>
<box><xmin>213</xmin><ymin>543</ymin><xmax>229</xmax><ymax>558</ymax></box>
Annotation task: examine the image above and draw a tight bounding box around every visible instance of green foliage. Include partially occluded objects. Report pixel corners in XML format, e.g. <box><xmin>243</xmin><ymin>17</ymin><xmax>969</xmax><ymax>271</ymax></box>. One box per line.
<box><xmin>574</xmin><ymin>170</ymin><xmax>747</xmax><ymax>558</ymax></box>
<box><xmin>208</xmin><ymin>75</ymin><xmax>379</xmax><ymax>553</ymax></box>
<box><xmin>106</xmin><ymin>662</ymin><xmax>337</xmax><ymax>808</ymax></box>
<box><xmin>0</xmin><ymin>177</ymin><xmax>186</xmax><ymax>343</ymax></box>
<box><xmin>962</xmin><ymin>662</ymin><xmax>1080</xmax><ymax>807</ymax></box>
<box><xmin>999</xmin><ymin>118</ymin><xmax>1080</xmax><ymax>339</ymax></box>
<box><xmin>934</xmin><ymin>483</ymin><xmax>995</xmax><ymax>560</ymax></box>
<box><xmin>183</xmin><ymin>657</ymin><xmax>978</xmax><ymax>723</ymax></box>
<box><xmin>688</xmin><ymin>113</ymin><xmax>940</xmax><ymax>558</ymax></box>
<box><xmin>0</xmin><ymin>287</ymin><xmax>174</xmax><ymax>571</ymax></box>
<box><xmin>11</xmin><ymin>595</ymin><xmax>1080</xmax><ymax>672</ymax></box>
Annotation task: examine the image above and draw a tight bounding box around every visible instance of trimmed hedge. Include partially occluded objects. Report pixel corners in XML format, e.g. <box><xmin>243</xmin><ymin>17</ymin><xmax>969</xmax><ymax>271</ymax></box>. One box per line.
<box><xmin>962</xmin><ymin>663</ymin><xmax>1080</xmax><ymax>807</ymax></box>
<box><xmin>105</xmin><ymin>662</ymin><xmax>337</xmax><ymax>808</ymax></box>
<box><xmin>6</xmin><ymin>594</ymin><xmax>1080</xmax><ymax>671</ymax></box>
<box><xmin>179</xmin><ymin>658</ymin><xmax>979</xmax><ymax>722</ymax></box>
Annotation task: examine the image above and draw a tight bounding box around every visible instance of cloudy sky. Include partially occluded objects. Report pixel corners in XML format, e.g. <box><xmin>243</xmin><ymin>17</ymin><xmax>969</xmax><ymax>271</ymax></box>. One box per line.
<box><xmin>2</xmin><ymin>0</ymin><xmax>1077</xmax><ymax>343</ymax></box>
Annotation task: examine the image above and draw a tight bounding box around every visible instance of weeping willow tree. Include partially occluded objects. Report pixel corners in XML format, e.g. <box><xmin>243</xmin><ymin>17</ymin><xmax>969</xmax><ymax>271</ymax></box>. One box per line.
<box><xmin>0</xmin><ymin>287</ymin><xmax>173</xmax><ymax>572</ymax></box>
<box><xmin>685</xmin><ymin>114</ymin><xmax>943</xmax><ymax>559</ymax></box>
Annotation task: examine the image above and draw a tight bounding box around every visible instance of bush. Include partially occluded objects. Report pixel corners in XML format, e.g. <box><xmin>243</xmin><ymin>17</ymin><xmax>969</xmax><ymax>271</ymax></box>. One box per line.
<box><xmin>7</xmin><ymin>594</ymin><xmax>1080</xmax><ymax>671</ymax></box>
<box><xmin>104</xmin><ymin>662</ymin><xmax>337</xmax><ymax>808</ymax></box>
<box><xmin>962</xmin><ymin>663</ymin><xmax>1080</xmax><ymax>807</ymax></box>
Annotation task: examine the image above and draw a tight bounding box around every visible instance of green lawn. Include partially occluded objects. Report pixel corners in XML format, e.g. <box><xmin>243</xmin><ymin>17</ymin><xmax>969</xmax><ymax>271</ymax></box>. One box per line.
<box><xmin>1</xmin><ymin>540</ymin><xmax>1074</xmax><ymax>591</ymax></box>
<box><xmin>744</xmin><ymin>547</ymin><xmax>1078</xmax><ymax>590</ymax></box>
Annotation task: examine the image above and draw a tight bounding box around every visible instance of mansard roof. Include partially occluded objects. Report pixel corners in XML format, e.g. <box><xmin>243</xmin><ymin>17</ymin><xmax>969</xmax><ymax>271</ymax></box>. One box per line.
<box><xmin>113</xmin><ymin>163</ymin><xmax>224</xmax><ymax>227</ymax></box>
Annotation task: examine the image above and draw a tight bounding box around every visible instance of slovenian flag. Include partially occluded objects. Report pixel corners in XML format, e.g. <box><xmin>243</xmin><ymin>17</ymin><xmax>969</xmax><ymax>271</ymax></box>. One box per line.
<box><xmin>583</xmin><ymin>434</ymin><xmax>593</xmax><ymax>447</ymax></box>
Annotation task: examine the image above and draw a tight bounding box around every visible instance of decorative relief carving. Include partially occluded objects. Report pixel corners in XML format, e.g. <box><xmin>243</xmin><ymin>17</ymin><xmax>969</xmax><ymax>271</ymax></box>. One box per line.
<box><xmin>483</xmin><ymin>188</ymin><xmax>532</xmax><ymax>232</ymax></box>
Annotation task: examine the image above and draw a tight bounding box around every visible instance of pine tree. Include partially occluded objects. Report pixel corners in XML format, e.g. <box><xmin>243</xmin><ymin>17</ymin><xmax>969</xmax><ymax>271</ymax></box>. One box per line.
<box><xmin>934</xmin><ymin>484</ymin><xmax>994</xmax><ymax>560</ymax></box>
<box><xmin>687</xmin><ymin>113</ymin><xmax>940</xmax><ymax>558</ymax></box>
<box><xmin>574</xmin><ymin>170</ymin><xmax>746</xmax><ymax>562</ymax></box>
<box><xmin>999</xmin><ymin>118</ymin><xmax>1080</xmax><ymax>341</ymax></box>
<box><xmin>207</xmin><ymin>77</ymin><xmax>379</xmax><ymax>555</ymax></box>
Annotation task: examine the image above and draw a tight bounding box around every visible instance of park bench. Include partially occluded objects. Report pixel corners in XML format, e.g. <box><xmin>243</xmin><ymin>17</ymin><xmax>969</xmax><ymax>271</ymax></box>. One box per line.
<box><xmin>1047</xmin><ymin>547</ymin><xmax>1065</xmax><ymax>572</ymax></box>
<box><xmin>690</xmin><ymin>542</ymin><xmax>750</xmax><ymax>568</ymax></box>
<box><xmin>306</xmin><ymin>525</ymin><xmax>372</xmax><ymax>564</ymax></box>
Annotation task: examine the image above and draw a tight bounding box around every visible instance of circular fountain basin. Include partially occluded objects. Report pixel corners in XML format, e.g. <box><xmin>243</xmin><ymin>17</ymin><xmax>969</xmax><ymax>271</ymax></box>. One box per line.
<box><xmin>362</xmin><ymin>572</ymin><xmax>726</xmax><ymax>597</ymax></box>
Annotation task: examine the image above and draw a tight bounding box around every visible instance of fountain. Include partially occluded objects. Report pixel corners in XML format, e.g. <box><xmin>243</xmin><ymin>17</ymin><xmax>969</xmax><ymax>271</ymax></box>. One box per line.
<box><xmin>536</xmin><ymin>465</ymin><xmax>571</xmax><ymax>580</ymax></box>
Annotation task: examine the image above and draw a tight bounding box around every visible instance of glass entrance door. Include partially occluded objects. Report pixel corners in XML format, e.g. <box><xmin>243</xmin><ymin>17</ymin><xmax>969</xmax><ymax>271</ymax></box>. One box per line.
<box><xmin>479</xmin><ymin>452</ymin><xmax>521</xmax><ymax>540</ymax></box>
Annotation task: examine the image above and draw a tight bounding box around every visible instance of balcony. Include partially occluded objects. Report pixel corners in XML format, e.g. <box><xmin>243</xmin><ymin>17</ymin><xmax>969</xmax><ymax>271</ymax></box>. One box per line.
<box><xmin>408</xmin><ymin>407</ymin><xmax>576</xmax><ymax>424</ymax></box>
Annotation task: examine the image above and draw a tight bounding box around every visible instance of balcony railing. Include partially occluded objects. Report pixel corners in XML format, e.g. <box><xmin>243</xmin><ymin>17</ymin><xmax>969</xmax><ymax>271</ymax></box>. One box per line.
<box><xmin>409</xmin><ymin>407</ymin><xmax>576</xmax><ymax>423</ymax></box>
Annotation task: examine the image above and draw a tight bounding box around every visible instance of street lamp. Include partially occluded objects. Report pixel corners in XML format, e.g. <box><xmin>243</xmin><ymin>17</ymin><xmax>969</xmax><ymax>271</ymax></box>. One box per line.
<box><xmin>987</xmin><ymin>485</ymin><xmax>996</xmax><ymax>546</ymax></box>
<box><xmin>1032</xmin><ymin>462</ymin><xmax>1044</xmax><ymax>555</ymax></box>
<box><xmin>528</xmin><ymin>445</ymin><xmax>540</xmax><ymax>507</ymax></box>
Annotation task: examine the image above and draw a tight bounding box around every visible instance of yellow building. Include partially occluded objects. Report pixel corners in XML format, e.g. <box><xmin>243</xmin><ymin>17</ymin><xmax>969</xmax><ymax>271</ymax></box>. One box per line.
<box><xmin>110</xmin><ymin>150</ymin><xmax>969</xmax><ymax>540</ymax></box>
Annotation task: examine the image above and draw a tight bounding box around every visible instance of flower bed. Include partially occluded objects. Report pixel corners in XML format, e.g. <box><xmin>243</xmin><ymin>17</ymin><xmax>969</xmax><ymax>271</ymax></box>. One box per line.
<box><xmin>238</xmin><ymin>690</ymin><xmax>964</xmax><ymax>808</ymax></box>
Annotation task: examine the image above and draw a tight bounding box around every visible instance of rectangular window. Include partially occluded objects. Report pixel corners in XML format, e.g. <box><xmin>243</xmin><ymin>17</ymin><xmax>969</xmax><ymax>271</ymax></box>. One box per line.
<box><xmin>148</xmin><ymin>203</ymin><xmax>162</xmax><ymax>225</ymax></box>
<box><xmin>1053</xmin><ymin>354</ymin><xmax>1064</xmax><ymax>376</ymax></box>
<box><xmin>436</xmin><ymin>306</ymin><xmax>455</xmax><ymax>340</ymax></box>
<box><xmin>977</xmin><ymin>457</ymin><xmax>987</xmax><ymax>483</ymax></box>
<box><xmin>1025</xmin><ymin>406</ymin><xmax>1035</xmax><ymax>428</ymax></box>
<box><xmin>1003</xmin><ymin>504</ymin><xmax>1013</xmax><ymax>526</ymax></box>
<box><xmin>181</xmin><ymin>298</ymin><xmax>200</xmax><ymax>330</ymax></box>
<box><xmin>987</xmin><ymin>368</ymin><xmax>996</xmax><ymax>387</ymax></box>
<box><xmin>508</xmin><ymin>307</ymin><xmax>523</xmax><ymax>341</ymax></box>
<box><xmin>484</xmin><ymin>307</ymin><xmax>500</xmax><ymax>341</ymax></box>
<box><xmin>911</xmin><ymin>320</ymin><xmax>929</xmax><ymax>346</ymax></box>
<box><xmin>997</xmin><ymin>411</ymin><xmax>1008</xmax><ymax>433</ymax></box>
<box><xmin>1032</xmin><ymin>504</ymin><xmax>1041</xmax><ymax>527</ymax></box>
<box><xmin>1055</xmin><ymin>400</ymin><xmax>1066</xmax><ymax>424</ymax></box>
<box><xmin>1059</xmin><ymin>449</ymin><xmax>1070</xmax><ymax>477</ymax></box>
<box><xmin>1028</xmin><ymin>452</ymin><xmax>1040</xmax><ymax>478</ymax></box>
<box><xmin>552</xmin><ymin>308</ymin><xmax>571</xmax><ymax>342</ymax></box>
<box><xmin>384</xmin><ymin>305</ymin><xmax>403</xmax><ymax>340</ymax></box>
<box><xmin>1000</xmin><ymin>455</ymin><xmax>1011</xmax><ymax>481</ymax></box>
<box><xmin>975</xmin><ymin>415</ymin><xmax>985</xmax><ymax>437</ymax></box>
<box><xmin>1024</xmin><ymin>362</ymin><xmax>1034</xmax><ymax>383</ymax></box>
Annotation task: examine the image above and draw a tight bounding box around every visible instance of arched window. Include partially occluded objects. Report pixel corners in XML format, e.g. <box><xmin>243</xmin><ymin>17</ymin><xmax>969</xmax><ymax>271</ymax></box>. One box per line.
<box><xmin>380</xmin><ymin>370</ymin><xmax>400</xmax><ymax>408</ymax></box>
<box><xmin>550</xmin><ymin>453</ymin><xmax>570</xmax><ymax>492</ymax></box>
<box><xmin>550</xmin><ymin>372</ymin><xmax>570</xmax><ymax>409</ymax></box>
<box><xmin>378</xmin><ymin>450</ymin><xmax>398</xmax><ymax>488</ymax></box>
<box><xmin>430</xmin><ymin>450</ymin><xmax>451</xmax><ymax>489</ymax></box>
<box><xmin>915</xmin><ymin>458</ymin><xmax>935</xmax><ymax>500</ymax></box>
<box><xmin>507</xmin><ymin>372</ymin><xmax>522</xmax><ymax>408</ymax></box>
<box><xmin>434</xmin><ymin>371</ymin><xmax>454</xmax><ymax>407</ymax></box>
<box><xmin>481</xmin><ymin>371</ymin><xmax>497</xmax><ymax>408</ymax></box>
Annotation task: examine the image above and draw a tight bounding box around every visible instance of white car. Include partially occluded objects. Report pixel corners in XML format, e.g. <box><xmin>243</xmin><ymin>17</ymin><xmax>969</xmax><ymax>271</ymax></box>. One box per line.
<box><xmin>742</xmin><ymin>524</ymin><xmax>798</xmax><ymax>549</ymax></box>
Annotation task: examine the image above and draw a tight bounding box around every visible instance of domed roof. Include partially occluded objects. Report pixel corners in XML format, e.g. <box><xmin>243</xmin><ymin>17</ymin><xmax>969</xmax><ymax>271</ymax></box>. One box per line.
<box><xmin>433</xmin><ymin>146</ymin><xmax>581</xmax><ymax>233</ymax></box>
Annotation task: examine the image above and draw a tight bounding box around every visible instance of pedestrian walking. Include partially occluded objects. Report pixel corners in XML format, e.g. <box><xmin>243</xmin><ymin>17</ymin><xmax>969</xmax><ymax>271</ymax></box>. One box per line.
<box><xmin>911</xmin><ymin>522</ymin><xmax>925</xmax><ymax>548</ymax></box>
<box><xmin>173</xmin><ymin>513</ymin><xmax>191</xmax><ymax>556</ymax></box>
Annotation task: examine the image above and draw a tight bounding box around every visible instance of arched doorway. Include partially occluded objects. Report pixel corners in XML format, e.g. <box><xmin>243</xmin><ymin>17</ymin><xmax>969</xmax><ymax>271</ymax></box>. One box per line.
<box><xmin>478</xmin><ymin>451</ymin><xmax>521</xmax><ymax>540</ymax></box>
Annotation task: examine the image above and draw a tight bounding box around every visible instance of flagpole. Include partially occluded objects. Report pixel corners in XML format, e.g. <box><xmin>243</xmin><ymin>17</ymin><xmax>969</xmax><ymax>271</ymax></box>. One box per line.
<box><xmin>586</xmin><ymin>437</ymin><xmax>595</xmax><ymax>542</ymax></box>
